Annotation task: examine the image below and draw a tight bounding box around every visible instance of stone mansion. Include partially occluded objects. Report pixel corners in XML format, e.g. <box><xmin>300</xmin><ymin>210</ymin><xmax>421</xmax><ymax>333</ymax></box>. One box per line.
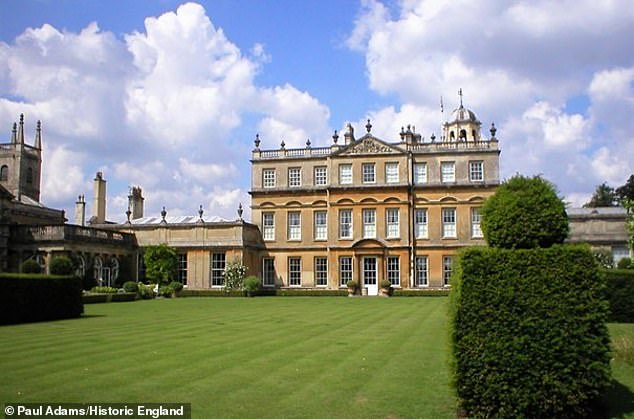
<box><xmin>1</xmin><ymin>98</ymin><xmax>630</xmax><ymax>293</ymax></box>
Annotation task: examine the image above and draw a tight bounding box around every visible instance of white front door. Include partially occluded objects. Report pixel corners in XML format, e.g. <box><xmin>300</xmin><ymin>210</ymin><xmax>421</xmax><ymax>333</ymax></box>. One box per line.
<box><xmin>363</xmin><ymin>257</ymin><xmax>378</xmax><ymax>296</ymax></box>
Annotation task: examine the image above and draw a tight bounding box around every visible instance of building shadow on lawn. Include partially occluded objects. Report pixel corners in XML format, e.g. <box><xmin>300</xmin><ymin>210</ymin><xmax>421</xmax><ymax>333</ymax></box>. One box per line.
<box><xmin>595</xmin><ymin>379</ymin><xmax>634</xmax><ymax>418</ymax></box>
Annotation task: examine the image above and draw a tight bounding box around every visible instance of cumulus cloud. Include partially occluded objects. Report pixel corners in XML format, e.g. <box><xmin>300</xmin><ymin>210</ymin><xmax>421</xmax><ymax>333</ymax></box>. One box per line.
<box><xmin>0</xmin><ymin>2</ymin><xmax>331</xmax><ymax>221</ymax></box>
<box><xmin>347</xmin><ymin>0</ymin><xmax>634</xmax><ymax>204</ymax></box>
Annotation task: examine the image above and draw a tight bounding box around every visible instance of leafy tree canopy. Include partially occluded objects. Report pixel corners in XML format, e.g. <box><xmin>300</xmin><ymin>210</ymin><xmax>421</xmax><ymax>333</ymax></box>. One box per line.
<box><xmin>143</xmin><ymin>244</ymin><xmax>177</xmax><ymax>285</ymax></box>
<box><xmin>616</xmin><ymin>175</ymin><xmax>634</xmax><ymax>203</ymax></box>
<box><xmin>481</xmin><ymin>175</ymin><xmax>569</xmax><ymax>249</ymax></box>
<box><xmin>584</xmin><ymin>182</ymin><xmax>618</xmax><ymax>207</ymax></box>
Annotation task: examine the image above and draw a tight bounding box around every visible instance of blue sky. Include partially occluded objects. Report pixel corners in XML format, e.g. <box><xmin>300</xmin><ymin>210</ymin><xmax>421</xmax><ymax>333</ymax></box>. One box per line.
<box><xmin>1</xmin><ymin>0</ymin><xmax>633</xmax><ymax>222</ymax></box>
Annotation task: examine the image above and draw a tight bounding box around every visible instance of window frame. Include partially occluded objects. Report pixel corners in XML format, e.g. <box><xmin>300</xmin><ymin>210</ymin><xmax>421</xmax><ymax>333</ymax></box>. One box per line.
<box><xmin>386</xmin><ymin>208</ymin><xmax>400</xmax><ymax>239</ymax></box>
<box><xmin>469</xmin><ymin>161</ymin><xmax>484</xmax><ymax>182</ymax></box>
<box><xmin>362</xmin><ymin>163</ymin><xmax>376</xmax><ymax>184</ymax></box>
<box><xmin>362</xmin><ymin>208</ymin><xmax>376</xmax><ymax>239</ymax></box>
<box><xmin>314</xmin><ymin>257</ymin><xmax>328</xmax><ymax>287</ymax></box>
<box><xmin>314</xmin><ymin>166</ymin><xmax>327</xmax><ymax>186</ymax></box>
<box><xmin>443</xmin><ymin>256</ymin><xmax>453</xmax><ymax>287</ymax></box>
<box><xmin>415</xmin><ymin>208</ymin><xmax>428</xmax><ymax>239</ymax></box>
<box><xmin>177</xmin><ymin>253</ymin><xmax>187</xmax><ymax>285</ymax></box>
<box><xmin>339</xmin><ymin>256</ymin><xmax>353</xmax><ymax>287</ymax></box>
<box><xmin>441</xmin><ymin>161</ymin><xmax>455</xmax><ymax>183</ymax></box>
<box><xmin>262</xmin><ymin>168</ymin><xmax>276</xmax><ymax>188</ymax></box>
<box><xmin>387</xmin><ymin>256</ymin><xmax>400</xmax><ymax>287</ymax></box>
<box><xmin>314</xmin><ymin>211</ymin><xmax>327</xmax><ymax>241</ymax></box>
<box><xmin>210</xmin><ymin>252</ymin><xmax>226</xmax><ymax>287</ymax></box>
<box><xmin>471</xmin><ymin>207</ymin><xmax>483</xmax><ymax>238</ymax></box>
<box><xmin>288</xmin><ymin>257</ymin><xmax>302</xmax><ymax>287</ymax></box>
<box><xmin>442</xmin><ymin>208</ymin><xmax>457</xmax><ymax>239</ymax></box>
<box><xmin>287</xmin><ymin>211</ymin><xmax>301</xmax><ymax>241</ymax></box>
<box><xmin>262</xmin><ymin>212</ymin><xmax>275</xmax><ymax>241</ymax></box>
<box><xmin>339</xmin><ymin>164</ymin><xmax>352</xmax><ymax>185</ymax></box>
<box><xmin>339</xmin><ymin>209</ymin><xmax>353</xmax><ymax>239</ymax></box>
<box><xmin>385</xmin><ymin>162</ymin><xmax>399</xmax><ymax>183</ymax></box>
<box><xmin>262</xmin><ymin>258</ymin><xmax>276</xmax><ymax>287</ymax></box>
<box><xmin>414</xmin><ymin>162</ymin><xmax>427</xmax><ymax>184</ymax></box>
<box><xmin>415</xmin><ymin>256</ymin><xmax>428</xmax><ymax>287</ymax></box>
<box><xmin>288</xmin><ymin>167</ymin><xmax>302</xmax><ymax>187</ymax></box>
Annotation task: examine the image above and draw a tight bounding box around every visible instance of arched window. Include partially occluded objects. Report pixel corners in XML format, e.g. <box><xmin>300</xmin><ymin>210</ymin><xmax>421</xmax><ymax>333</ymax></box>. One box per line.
<box><xmin>0</xmin><ymin>165</ymin><xmax>8</xmax><ymax>181</ymax></box>
<box><xmin>75</xmin><ymin>256</ymin><xmax>86</xmax><ymax>278</ymax></box>
<box><xmin>459</xmin><ymin>129</ymin><xmax>467</xmax><ymax>140</ymax></box>
<box><xmin>111</xmin><ymin>257</ymin><xmax>120</xmax><ymax>283</ymax></box>
<box><xmin>26</xmin><ymin>167</ymin><xmax>33</xmax><ymax>184</ymax></box>
<box><xmin>472</xmin><ymin>129</ymin><xmax>477</xmax><ymax>141</ymax></box>
<box><xmin>94</xmin><ymin>256</ymin><xmax>103</xmax><ymax>285</ymax></box>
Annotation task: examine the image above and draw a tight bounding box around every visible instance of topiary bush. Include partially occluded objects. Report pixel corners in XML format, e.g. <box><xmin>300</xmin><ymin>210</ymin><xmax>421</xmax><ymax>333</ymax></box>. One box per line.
<box><xmin>137</xmin><ymin>283</ymin><xmax>155</xmax><ymax>299</ymax></box>
<box><xmin>450</xmin><ymin>245</ymin><xmax>611</xmax><ymax>418</ymax></box>
<box><xmin>90</xmin><ymin>286</ymin><xmax>118</xmax><ymax>294</ymax></box>
<box><xmin>49</xmin><ymin>256</ymin><xmax>74</xmax><ymax>275</ymax></box>
<box><xmin>481</xmin><ymin>175</ymin><xmax>569</xmax><ymax>249</ymax></box>
<box><xmin>122</xmin><ymin>281</ymin><xmax>139</xmax><ymax>293</ymax></box>
<box><xmin>21</xmin><ymin>259</ymin><xmax>42</xmax><ymax>274</ymax></box>
<box><xmin>169</xmin><ymin>281</ymin><xmax>184</xmax><ymax>293</ymax></box>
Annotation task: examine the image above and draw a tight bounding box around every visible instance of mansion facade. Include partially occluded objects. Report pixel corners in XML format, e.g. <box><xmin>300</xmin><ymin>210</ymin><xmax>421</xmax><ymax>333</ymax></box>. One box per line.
<box><xmin>250</xmin><ymin>102</ymin><xmax>499</xmax><ymax>294</ymax></box>
<box><xmin>2</xmin><ymin>99</ymin><xmax>630</xmax><ymax>292</ymax></box>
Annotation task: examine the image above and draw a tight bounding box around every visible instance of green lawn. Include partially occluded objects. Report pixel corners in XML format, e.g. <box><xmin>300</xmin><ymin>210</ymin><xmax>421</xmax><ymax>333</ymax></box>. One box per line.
<box><xmin>0</xmin><ymin>297</ymin><xmax>632</xmax><ymax>418</ymax></box>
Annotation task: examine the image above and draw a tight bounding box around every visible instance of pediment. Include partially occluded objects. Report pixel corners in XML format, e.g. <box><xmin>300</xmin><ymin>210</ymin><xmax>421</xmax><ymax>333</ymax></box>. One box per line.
<box><xmin>336</xmin><ymin>135</ymin><xmax>403</xmax><ymax>156</ymax></box>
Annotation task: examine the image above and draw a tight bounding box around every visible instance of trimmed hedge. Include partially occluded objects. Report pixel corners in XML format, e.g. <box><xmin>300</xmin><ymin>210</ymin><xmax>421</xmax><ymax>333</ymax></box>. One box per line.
<box><xmin>0</xmin><ymin>274</ymin><xmax>83</xmax><ymax>324</ymax></box>
<box><xmin>179</xmin><ymin>288</ymin><xmax>348</xmax><ymax>297</ymax></box>
<box><xmin>603</xmin><ymin>269</ymin><xmax>634</xmax><ymax>323</ymax></box>
<box><xmin>392</xmin><ymin>289</ymin><xmax>450</xmax><ymax>297</ymax></box>
<box><xmin>450</xmin><ymin>245</ymin><xmax>611</xmax><ymax>418</ymax></box>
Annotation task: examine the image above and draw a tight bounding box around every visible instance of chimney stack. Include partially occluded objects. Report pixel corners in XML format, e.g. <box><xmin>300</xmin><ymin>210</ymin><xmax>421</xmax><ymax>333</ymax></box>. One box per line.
<box><xmin>128</xmin><ymin>186</ymin><xmax>144</xmax><ymax>220</ymax></box>
<box><xmin>75</xmin><ymin>194</ymin><xmax>86</xmax><ymax>226</ymax></box>
<box><xmin>93</xmin><ymin>171</ymin><xmax>106</xmax><ymax>224</ymax></box>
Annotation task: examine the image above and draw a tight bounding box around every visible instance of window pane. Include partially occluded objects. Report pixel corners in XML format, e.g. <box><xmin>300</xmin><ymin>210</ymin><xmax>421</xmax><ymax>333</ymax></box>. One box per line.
<box><xmin>442</xmin><ymin>208</ymin><xmax>456</xmax><ymax>238</ymax></box>
<box><xmin>177</xmin><ymin>253</ymin><xmax>187</xmax><ymax>285</ymax></box>
<box><xmin>339</xmin><ymin>164</ymin><xmax>352</xmax><ymax>184</ymax></box>
<box><xmin>415</xmin><ymin>209</ymin><xmax>428</xmax><ymax>239</ymax></box>
<box><xmin>387</xmin><ymin>256</ymin><xmax>400</xmax><ymax>286</ymax></box>
<box><xmin>315</xmin><ymin>257</ymin><xmax>328</xmax><ymax>286</ymax></box>
<box><xmin>263</xmin><ymin>169</ymin><xmax>276</xmax><ymax>188</ymax></box>
<box><xmin>443</xmin><ymin>256</ymin><xmax>453</xmax><ymax>286</ymax></box>
<box><xmin>288</xmin><ymin>167</ymin><xmax>301</xmax><ymax>187</ymax></box>
<box><xmin>339</xmin><ymin>209</ymin><xmax>352</xmax><ymax>238</ymax></box>
<box><xmin>471</xmin><ymin>207</ymin><xmax>483</xmax><ymax>238</ymax></box>
<box><xmin>263</xmin><ymin>212</ymin><xmax>275</xmax><ymax>241</ymax></box>
<box><xmin>362</xmin><ymin>163</ymin><xmax>375</xmax><ymax>183</ymax></box>
<box><xmin>441</xmin><ymin>162</ymin><xmax>455</xmax><ymax>183</ymax></box>
<box><xmin>289</xmin><ymin>257</ymin><xmax>302</xmax><ymax>286</ymax></box>
<box><xmin>386</xmin><ymin>163</ymin><xmax>399</xmax><ymax>183</ymax></box>
<box><xmin>211</xmin><ymin>253</ymin><xmax>226</xmax><ymax>287</ymax></box>
<box><xmin>469</xmin><ymin>161</ymin><xmax>483</xmax><ymax>181</ymax></box>
<box><xmin>263</xmin><ymin>258</ymin><xmax>276</xmax><ymax>287</ymax></box>
<box><xmin>314</xmin><ymin>211</ymin><xmax>327</xmax><ymax>240</ymax></box>
<box><xmin>339</xmin><ymin>256</ymin><xmax>352</xmax><ymax>286</ymax></box>
<box><xmin>387</xmin><ymin>209</ymin><xmax>399</xmax><ymax>238</ymax></box>
<box><xmin>414</xmin><ymin>163</ymin><xmax>427</xmax><ymax>184</ymax></box>
<box><xmin>288</xmin><ymin>212</ymin><xmax>301</xmax><ymax>240</ymax></box>
<box><xmin>363</xmin><ymin>209</ymin><xmax>376</xmax><ymax>238</ymax></box>
<box><xmin>416</xmin><ymin>256</ymin><xmax>428</xmax><ymax>287</ymax></box>
<box><xmin>314</xmin><ymin>166</ymin><xmax>327</xmax><ymax>186</ymax></box>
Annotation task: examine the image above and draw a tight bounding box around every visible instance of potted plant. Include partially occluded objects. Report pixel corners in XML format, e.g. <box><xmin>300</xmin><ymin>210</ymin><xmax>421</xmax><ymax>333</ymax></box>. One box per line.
<box><xmin>380</xmin><ymin>279</ymin><xmax>392</xmax><ymax>296</ymax></box>
<box><xmin>346</xmin><ymin>279</ymin><xmax>359</xmax><ymax>296</ymax></box>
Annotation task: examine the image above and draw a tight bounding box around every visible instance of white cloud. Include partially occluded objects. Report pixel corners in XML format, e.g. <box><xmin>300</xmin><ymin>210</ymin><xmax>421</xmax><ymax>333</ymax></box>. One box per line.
<box><xmin>41</xmin><ymin>146</ymin><xmax>88</xmax><ymax>206</ymax></box>
<box><xmin>177</xmin><ymin>158</ymin><xmax>237</xmax><ymax>182</ymax></box>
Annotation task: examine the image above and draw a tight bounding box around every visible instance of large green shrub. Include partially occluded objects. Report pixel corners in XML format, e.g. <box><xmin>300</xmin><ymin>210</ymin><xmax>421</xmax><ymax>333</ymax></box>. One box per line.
<box><xmin>603</xmin><ymin>269</ymin><xmax>634</xmax><ymax>322</ymax></box>
<box><xmin>0</xmin><ymin>274</ymin><xmax>83</xmax><ymax>324</ymax></box>
<box><xmin>169</xmin><ymin>281</ymin><xmax>184</xmax><ymax>293</ymax></box>
<box><xmin>450</xmin><ymin>245</ymin><xmax>611</xmax><ymax>418</ymax></box>
<box><xmin>122</xmin><ymin>281</ymin><xmax>139</xmax><ymax>293</ymax></box>
<box><xmin>481</xmin><ymin>175</ymin><xmax>569</xmax><ymax>249</ymax></box>
<box><xmin>617</xmin><ymin>257</ymin><xmax>632</xmax><ymax>270</ymax></box>
<box><xmin>143</xmin><ymin>244</ymin><xmax>177</xmax><ymax>285</ymax></box>
<box><xmin>21</xmin><ymin>259</ymin><xmax>42</xmax><ymax>274</ymax></box>
<box><xmin>49</xmin><ymin>256</ymin><xmax>74</xmax><ymax>275</ymax></box>
<box><xmin>244</xmin><ymin>276</ymin><xmax>261</xmax><ymax>295</ymax></box>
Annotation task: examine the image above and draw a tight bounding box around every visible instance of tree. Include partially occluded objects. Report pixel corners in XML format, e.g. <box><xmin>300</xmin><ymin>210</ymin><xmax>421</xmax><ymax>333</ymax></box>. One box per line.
<box><xmin>143</xmin><ymin>244</ymin><xmax>177</xmax><ymax>285</ymax></box>
<box><xmin>584</xmin><ymin>182</ymin><xmax>617</xmax><ymax>207</ymax></box>
<box><xmin>616</xmin><ymin>174</ymin><xmax>634</xmax><ymax>203</ymax></box>
<box><xmin>49</xmin><ymin>256</ymin><xmax>74</xmax><ymax>275</ymax></box>
<box><xmin>481</xmin><ymin>175</ymin><xmax>569</xmax><ymax>249</ymax></box>
<box><xmin>624</xmin><ymin>199</ymin><xmax>634</xmax><ymax>252</ymax></box>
